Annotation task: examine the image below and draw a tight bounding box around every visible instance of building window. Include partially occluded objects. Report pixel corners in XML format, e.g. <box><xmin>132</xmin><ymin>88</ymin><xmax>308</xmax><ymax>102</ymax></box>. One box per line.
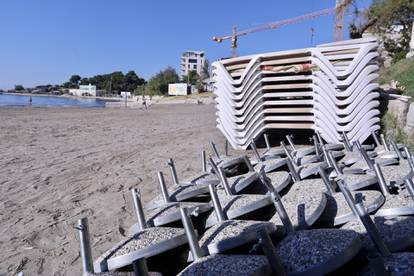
<box><xmin>188</xmin><ymin>59</ymin><xmax>197</xmax><ymax>63</ymax></box>
<box><xmin>188</xmin><ymin>64</ymin><xmax>191</xmax><ymax>69</ymax></box>
<box><xmin>193</xmin><ymin>64</ymin><xmax>197</xmax><ymax>70</ymax></box>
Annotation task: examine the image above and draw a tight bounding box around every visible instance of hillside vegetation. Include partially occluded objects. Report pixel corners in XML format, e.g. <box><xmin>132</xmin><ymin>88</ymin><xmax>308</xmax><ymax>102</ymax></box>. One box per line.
<box><xmin>378</xmin><ymin>57</ymin><xmax>414</xmax><ymax>99</ymax></box>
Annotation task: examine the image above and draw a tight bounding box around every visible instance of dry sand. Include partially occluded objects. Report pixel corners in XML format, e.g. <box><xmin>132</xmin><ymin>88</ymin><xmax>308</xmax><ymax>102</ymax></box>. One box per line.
<box><xmin>0</xmin><ymin>104</ymin><xmax>231</xmax><ymax>275</ymax></box>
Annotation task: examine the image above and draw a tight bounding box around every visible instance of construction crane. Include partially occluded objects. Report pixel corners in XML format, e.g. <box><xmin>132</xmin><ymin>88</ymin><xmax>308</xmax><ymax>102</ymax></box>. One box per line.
<box><xmin>334</xmin><ymin>0</ymin><xmax>351</xmax><ymax>41</ymax></box>
<box><xmin>213</xmin><ymin>1</ymin><xmax>351</xmax><ymax>57</ymax></box>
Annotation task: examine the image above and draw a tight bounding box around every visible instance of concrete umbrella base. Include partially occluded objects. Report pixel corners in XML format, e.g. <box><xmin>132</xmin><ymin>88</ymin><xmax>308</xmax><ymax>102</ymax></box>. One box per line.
<box><xmin>320</xmin><ymin>190</ymin><xmax>385</xmax><ymax>226</ymax></box>
<box><xmin>94</xmin><ymin>227</ymin><xmax>186</xmax><ymax>273</ymax></box>
<box><xmin>178</xmin><ymin>254</ymin><xmax>271</xmax><ymax>276</ymax></box>
<box><xmin>341</xmin><ymin>215</ymin><xmax>414</xmax><ymax>252</ymax></box>
<box><xmin>276</xmin><ymin>229</ymin><xmax>361</xmax><ymax>275</ymax></box>
<box><xmin>204</xmin><ymin>193</ymin><xmax>273</xmax><ymax>228</ymax></box>
<box><xmin>361</xmin><ymin>252</ymin><xmax>414</xmax><ymax>275</ymax></box>
<box><xmin>269</xmin><ymin>183</ymin><xmax>327</xmax><ymax>230</ymax></box>
<box><xmin>199</xmin><ymin>220</ymin><xmax>279</xmax><ymax>255</ymax></box>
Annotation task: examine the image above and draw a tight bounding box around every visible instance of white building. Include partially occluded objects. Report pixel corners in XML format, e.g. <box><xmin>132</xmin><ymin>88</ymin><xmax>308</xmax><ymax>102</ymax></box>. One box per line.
<box><xmin>180</xmin><ymin>51</ymin><xmax>205</xmax><ymax>79</ymax></box>
<box><xmin>69</xmin><ymin>84</ymin><xmax>96</xmax><ymax>97</ymax></box>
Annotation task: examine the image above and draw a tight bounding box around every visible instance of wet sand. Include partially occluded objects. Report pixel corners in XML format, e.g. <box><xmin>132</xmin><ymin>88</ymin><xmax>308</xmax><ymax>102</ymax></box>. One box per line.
<box><xmin>0</xmin><ymin>104</ymin><xmax>230</xmax><ymax>275</ymax></box>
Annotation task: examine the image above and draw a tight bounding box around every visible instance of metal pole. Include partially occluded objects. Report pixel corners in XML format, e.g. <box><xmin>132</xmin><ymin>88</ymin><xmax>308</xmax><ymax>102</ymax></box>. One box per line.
<box><xmin>403</xmin><ymin>147</ymin><xmax>414</xmax><ymax>169</ymax></box>
<box><xmin>318</xmin><ymin>167</ymin><xmax>335</xmax><ymax>195</ymax></box>
<box><xmin>313</xmin><ymin>135</ymin><xmax>320</xmax><ymax>157</ymax></box>
<box><xmin>372</xmin><ymin>131</ymin><xmax>381</xmax><ymax>147</ymax></box>
<box><xmin>358</xmin><ymin>145</ymin><xmax>375</xmax><ymax>170</ymax></box>
<box><xmin>210</xmin><ymin>141</ymin><xmax>220</xmax><ymax>159</ymax></box>
<box><xmin>75</xmin><ymin>217</ymin><xmax>94</xmax><ymax>275</ymax></box>
<box><xmin>257</xmin><ymin>168</ymin><xmax>294</xmax><ymax>233</ymax></box>
<box><xmin>285</xmin><ymin>135</ymin><xmax>296</xmax><ymax>151</ymax></box>
<box><xmin>208</xmin><ymin>157</ymin><xmax>220</xmax><ymax>176</ymax></box>
<box><xmin>341</xmin><ymin>132</ymin><xmax>352</xmax><ymax>152</ymax></box>
<box><xmin>208</xmin><ymin>183</ymin><xmax>227</xmax><ymax>222</ymax></box>
<box><xmin>158</xmin><ymin>171</ymin><xmax>171</xmax><ymax>204</ymax></box>
<box><xmin>218</xmin><ymin>167</ymin><xmax>233</xmax><ymax>195</ymax></box>
<box><xmin>264</xmin><ymin>134</ymin><xmax>271</xmax><ymax>150</ymax></box>
<box><xmin>225</xmin><ymin>140</ymin><xmax>229</xmax><ymax>156</ymax></box>
<box><xmin>380</xmin><ymin>134</ymin><xmax>390</xmax><ymax>151</ymax></box>
<box><xmin>243</xmin><ymin>156</ymin><xmax>255</xmax><ymax>172</ymax></box>
<box><xmin>285</xmin><ymin>157</ymin><xmax>300</xmax><ymax>182</ymax></box>
<box><xmin>167</xmin><ymin>158</ymin><xmax>179</xmax><ymax>186</ymax></box>
<box><xmin>250</xmin><ymin>140</ymin><xmax>262</xmax><ymax>163</ymax></box>
<box><xmin>366</xmin><ymin>252</ymin><xmax>388</xmax><ymax>276</ymax></box>
<box><xmin>132</xmin><ymin>258</ymin><xmax>149</xmax><ymax>276</ymax></box>
<box><xmin>321</xmin><ymin>145</ymin><xmax>333</xmax><ymax>167</ymax></box>
<box><xmin>201</xmin><ymin>150</ymin><xmax>207</xmax><ymax>173</ymax></box>
<box><xmin>390</xmin><ymin>141</ymin><xmax>403</xmax><ymax>160</ymax></box>
<box><xmin>180</xmin><ymin>208</ymin><xmax>204</xmax><ymax>260</ymax></box>
<box><xmin>258</xmin><ymin>229</ymin><xmax>286</xmax><ymax>276</ymax></box>
<box><xmin>281</xmin><ymin>141</ymin><xmax>296</xmax><ymax>166</ymax></box>
<box><xmin>327</xmin><ymin>151</ymin><xmax>342</xmax><ymax>175</ymax></box>
<box><xmin>315</xmin><ymin>131</ymin><xmax>324</xmax><ymax>146</ymax></box>
<box><xmin>404</xmin><ymin>178</ymin><xmax>414</xmax><ymax>201</ymax></box>
<box><xmin>355</xmin><ymin>203</ymin><xmax>391</xmax><ymax>257</ymax></box>
<box><xmin>373</xmin><ymin>164</ymin><xmax>390</xmax><ymax>196</ymax></box>
<box><xmin>131</xmin><ymin>188</ymin><xmax>147</xmax><ymax>231</ymax></box>
<box><xmin>337</xmin><ymin>180</ymin><xmax>358</xmax><ymax>216</ymax></box>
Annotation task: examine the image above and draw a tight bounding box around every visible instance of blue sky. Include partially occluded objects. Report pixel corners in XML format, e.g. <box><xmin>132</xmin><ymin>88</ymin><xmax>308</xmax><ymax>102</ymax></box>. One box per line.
<box><xmin>0</xmin><ymin>0</ymin><xmax>371</xmax><ymax>89</ymax></box>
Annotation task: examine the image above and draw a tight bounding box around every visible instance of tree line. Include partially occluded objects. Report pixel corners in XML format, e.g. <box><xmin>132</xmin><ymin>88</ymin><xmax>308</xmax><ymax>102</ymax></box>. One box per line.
<box><xmin>65</xmin><ymin>60</ymin><xmax>209</xmax><ymax>96</ymax></box>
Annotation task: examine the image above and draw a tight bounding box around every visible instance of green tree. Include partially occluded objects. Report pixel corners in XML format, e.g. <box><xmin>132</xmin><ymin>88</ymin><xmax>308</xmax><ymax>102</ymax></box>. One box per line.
<box><xmin>69</xmin><ymin>75</ymin><xmax>81</xmax><ymax>85</ymax></box>
<box><xmin>144</xmin><ymin>67</ymin><xmax>179</xmax><ymax>95</ymax></box>
<box><xmin>124</xmin><ymin>70</ymin><xmax>146</xmax><ymax>92</ymax></box>
<box><xmin>14</xmin><ymin>85</ymin><xmax>24</xmax><ymax>91</ymax></box>
<box><xmin>201</xmin><ymin>59</ymin><xmax>210</xmax><ymax>80</ymax></box>
<box><xmin>350</xmin><ymin>0</ymin><xmax>414</xmax><ymax>61</ymax></box>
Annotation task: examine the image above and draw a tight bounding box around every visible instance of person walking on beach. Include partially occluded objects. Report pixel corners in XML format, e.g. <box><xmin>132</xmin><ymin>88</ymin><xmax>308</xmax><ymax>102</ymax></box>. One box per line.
<box><xmin>142</xmin><ymin>95</ymin><xmax>147</xmax><ymax>110</ymax></box>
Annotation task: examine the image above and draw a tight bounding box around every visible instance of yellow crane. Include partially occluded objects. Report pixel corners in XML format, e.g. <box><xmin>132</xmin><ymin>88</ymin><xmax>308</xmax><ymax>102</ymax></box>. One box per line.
<box><xmin>213</xmin><ymin>1</ymin><xmax>351</xmax><ymax>57</ymax></box>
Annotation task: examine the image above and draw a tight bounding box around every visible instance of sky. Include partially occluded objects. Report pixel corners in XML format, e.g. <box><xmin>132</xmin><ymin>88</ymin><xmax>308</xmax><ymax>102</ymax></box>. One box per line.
<box><xmin>0</xmin><ymin>0</ymin><xmax>372</xmax><ymax>89</ymax></box>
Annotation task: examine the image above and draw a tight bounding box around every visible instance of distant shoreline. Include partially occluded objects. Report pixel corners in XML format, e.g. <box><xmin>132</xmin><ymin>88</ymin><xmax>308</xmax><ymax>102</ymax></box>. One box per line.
<box><xmin>2</xmin><ymin>92</ymin><xmax>123</xmax><ymax>102</ymax></box>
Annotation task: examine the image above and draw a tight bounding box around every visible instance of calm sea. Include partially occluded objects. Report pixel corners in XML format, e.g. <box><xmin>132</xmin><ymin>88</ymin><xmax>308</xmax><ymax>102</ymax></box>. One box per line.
<box><xmin>0</xmin><ymin>93</ymin><xmax>106</xmax><ymax>108</ymax></box>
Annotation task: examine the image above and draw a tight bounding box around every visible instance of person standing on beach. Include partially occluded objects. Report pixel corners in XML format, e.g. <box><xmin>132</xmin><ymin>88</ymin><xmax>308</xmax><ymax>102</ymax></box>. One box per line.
<box><xmin>142</xmin><ymin>95</ymin><xmax>147</xmax><ymax>110</ymax></box>
<box><xmin>28</xmin><ymin>95</ymin><xmax>32</xmax><ymax>106</ymax></box>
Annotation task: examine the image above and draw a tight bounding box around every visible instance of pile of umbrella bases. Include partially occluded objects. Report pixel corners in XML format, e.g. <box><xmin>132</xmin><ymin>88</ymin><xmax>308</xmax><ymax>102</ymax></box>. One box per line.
<box><xmin>74</xmin><ymin>131</ymin><xmax>414</xmax><ymax>275</ymax></box>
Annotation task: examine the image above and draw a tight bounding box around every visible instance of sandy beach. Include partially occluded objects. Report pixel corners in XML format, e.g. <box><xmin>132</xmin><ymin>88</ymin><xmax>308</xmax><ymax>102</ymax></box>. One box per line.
<box><xmin>0</xmin><ymin>104</ymin><xmax>231</xmax><ymax>275</ymax></box>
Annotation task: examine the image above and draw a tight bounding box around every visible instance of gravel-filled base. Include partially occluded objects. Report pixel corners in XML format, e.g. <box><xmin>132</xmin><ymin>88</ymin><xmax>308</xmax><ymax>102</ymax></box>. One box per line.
<box><xmin>276</xmin><ymin>229</ymin><xmax>360</xmax><ymax>274</ymax></box>
<box><xmin>270</xmin><ymin>183</ymin><xmax>326</xmax><ymax>229</ymax></box>
<box><xmin>199</xmin><ymin>220</ymin><xmax>276</xmax><ymax>249</ymax></box>
<box><xmin>361</xmin><ymin>252</ymin><xmax>414</xmax><ymax>275</ymax></box>
<box><xmin>184</xmin><ymin>172</ymin><xmax>218</xmax><ymax>185</ymax></box>
<box><xmin>298</xmin><ymin>161</ymin><xmax>327</xmax><ymax>179</ymax></box>
<box><xmin>341</xmin><ymin>216</ymin><xmax>414</xmax><ymax>251</ymax></box>
<box><xmin>147</xmin><ymin>202</ymin><xmax>209</xmax><ymax>222</ymax></box>
<box><xmin>226</xmin><ymin>171</ymin><xmax>258</xmax><ymax>190</ymax></box>
<box><xmin>111</xmin><ymin>227</ymin><xmax>184</xmax><ymax>258</ymax></box>
<box><xmin>379</xmin><ymin>160</ymin><xmax>413</xmax><ymax>186</ymax></box>
<box><xmin>322</xmin><ymin>191</ymin><xmax>384</xmax><ymax>225</ymax></box>
<box><xmin>294</xmin><ymin>146</ymin><xmax>316</xmax><ymax>158</ymax></box>
<box><xmin>340</xmin><ymin>151</ymin><xmax>363</xmax><ymax>166</ymax></box>
<box><xmin>178</xmin><ymin>255</ymin><xmax>270</xmax><ymax>276</ymax></box>
<box><xmin>253</xmin><ymin>158</ymin><xmax>286</xmax><ymax>172</ymax></box>
<box><xmin>265</xmin><ymin>171</ymin><xmax>291</xmax><ymax>192</ymax></box>
<box><xmin>169</xmin><ymin>183</ymin><xmax>209</xmax><ymax>201</ymax></box>
<box><xmin>205</xmin><ymin>192</ymin><xmax>272</xmax><ymax>225</ymax></box>
<box><xmin>380</xmin><ymin>192</ymin><xmax>414</xmax><ymax>210</ymax></box>
<box><xmin>349</xmin><ymin>158</ymin><xmax>398</xmax><ymax>171</ymax></box>
<box><xmin>336</xmin><ymin>173</ymin><xmax>377</xmax><ymax>190</ymax></box>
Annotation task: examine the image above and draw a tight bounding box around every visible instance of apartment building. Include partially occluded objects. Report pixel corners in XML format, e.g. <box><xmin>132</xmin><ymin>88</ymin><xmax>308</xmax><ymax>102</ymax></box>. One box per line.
<box><xmin>180</xmin><ymin>51</ymin><xmax>205</xmax><ymax>78</ymax></box>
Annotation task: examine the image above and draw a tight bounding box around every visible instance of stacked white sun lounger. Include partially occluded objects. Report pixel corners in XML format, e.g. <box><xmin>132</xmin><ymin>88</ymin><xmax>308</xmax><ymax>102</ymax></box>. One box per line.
<box><xmin>212</xmin><ymin>37</ymin><xmax>380</xmax><ymax>149</ymax></box>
